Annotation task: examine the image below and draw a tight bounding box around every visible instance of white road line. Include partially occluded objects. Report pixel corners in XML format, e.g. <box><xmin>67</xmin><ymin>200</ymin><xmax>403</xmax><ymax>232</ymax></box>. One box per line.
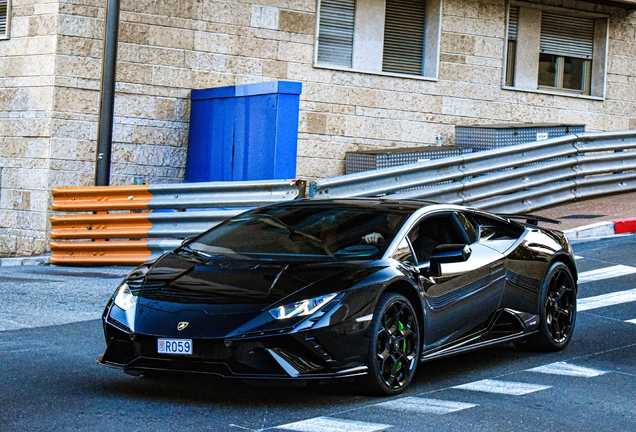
<box><xmin>578</xmin><ymin>265</ymin><xmax>636</xmax><ymax>284</ymax></box>
<box><xmin>453</xmin><ymin>379</ymin><xmax>551</xmax><ymax>395</ymax></box>
<box><xmin>376</xmin><ymin>397</ymin><xmax>477</xmax><ymax>415</ymax></box>
<box><xmin>626</xmin><ymin>318</ymin><xmax>636</xmax><ymax>324</ymax></box>
<box><xmin>526</xmin><ymin>362</ymin><xmax>607</xmax><ymax>377</ymax></box>
<box><xmin>574</xmin><ymin>255</ymin><xmax>584</xmax><ymax>260</ymax></box>
<box><xmin>274</xmin><ymin>417</ymin><xmax>391</xmax><ymax>432</ymax></box>
<box><xmin>578</xmin><ymin>288</ymin><xmax>636</xmax><ymax>311</ymax></box>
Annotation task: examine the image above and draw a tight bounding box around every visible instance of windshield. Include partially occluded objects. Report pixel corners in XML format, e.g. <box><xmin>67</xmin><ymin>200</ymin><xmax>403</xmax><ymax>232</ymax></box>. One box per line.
<box><xmin>188</xmin><ymin>204</ymin><xmax>410</xmax><ymax>260</ymax></box>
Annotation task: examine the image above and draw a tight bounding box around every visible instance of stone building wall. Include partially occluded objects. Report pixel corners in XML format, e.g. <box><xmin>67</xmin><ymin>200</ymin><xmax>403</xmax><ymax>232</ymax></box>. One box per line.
<box><xmin>1</xmin><ymin>0</ymin><xmax>636</xmax><ymax>256</ymax></box>
<box><xmin>111</xmin><ymin>0</ymin><xmax>636</xmax><ymax>180</ymax></box>
<box><xmin>0</xmin><ymin>0</ymin><xmax>59</xmax><ymax>256</ymax></box>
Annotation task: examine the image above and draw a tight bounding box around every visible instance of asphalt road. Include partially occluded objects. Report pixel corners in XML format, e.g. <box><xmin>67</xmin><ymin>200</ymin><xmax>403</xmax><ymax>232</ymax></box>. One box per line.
<box><xmin>1</xmin><ymin>235</ymin><xmax>635</xmax><ymax>431</ymax></box>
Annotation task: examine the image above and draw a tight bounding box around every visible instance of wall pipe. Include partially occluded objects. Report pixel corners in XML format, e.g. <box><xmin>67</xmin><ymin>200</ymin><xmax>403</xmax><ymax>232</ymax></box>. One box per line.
<box><xmin>95</xmin><ymin>0</ymin><xmax>121</xmax><ymax>186</ymax></box>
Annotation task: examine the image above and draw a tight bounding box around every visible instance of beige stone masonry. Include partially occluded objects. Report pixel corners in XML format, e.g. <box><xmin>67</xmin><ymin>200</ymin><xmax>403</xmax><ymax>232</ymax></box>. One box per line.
<box><xmin>2</xmin><ymin>0</ymin><xmax>636</xmax><ymax>257</ymax></box>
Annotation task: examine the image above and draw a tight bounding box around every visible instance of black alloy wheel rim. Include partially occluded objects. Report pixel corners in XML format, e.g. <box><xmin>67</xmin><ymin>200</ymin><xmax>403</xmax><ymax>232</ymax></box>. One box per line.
<box><xmin>545</xmin><ymin>269</ymin><xmax>576</xmax><ymax>344</ymax></box>
<box><xmin>375</xmin><ymin>300</ymin><xmax>419</xmax><ymax>389</ymax></box>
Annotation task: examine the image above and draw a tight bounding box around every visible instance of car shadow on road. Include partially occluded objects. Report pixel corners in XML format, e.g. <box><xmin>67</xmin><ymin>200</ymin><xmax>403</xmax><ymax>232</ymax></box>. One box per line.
<box><xmin>95</xmin><ymin>343</ymin><xmax>558</xmax><ymax>407</ymax></box>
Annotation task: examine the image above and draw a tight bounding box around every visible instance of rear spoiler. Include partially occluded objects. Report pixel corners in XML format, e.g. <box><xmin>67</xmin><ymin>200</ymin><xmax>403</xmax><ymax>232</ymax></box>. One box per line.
<box><xmin>498</xmin><ymin>213</ymin><xmax>561</xmax><ymax>226</ymax></box>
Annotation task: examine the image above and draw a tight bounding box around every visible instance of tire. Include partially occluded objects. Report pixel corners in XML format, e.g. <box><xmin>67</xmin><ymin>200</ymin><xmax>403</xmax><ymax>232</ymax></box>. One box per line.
<box><xmin>359</xmin><ymin>292</ymin><xmax>421</xmax><ymax>396</ymax></box>
<box><xmin>516</xmin><ymin>262</ymin><xmax>577</xmax><ymax>352</ymax></box>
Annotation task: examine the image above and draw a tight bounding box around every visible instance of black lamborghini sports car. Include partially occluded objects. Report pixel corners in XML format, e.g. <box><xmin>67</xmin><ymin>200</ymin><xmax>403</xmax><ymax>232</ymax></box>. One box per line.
<box><xmin>98</xmin><ymin>199</ymin><xmax>578</xmax><ymax>395</ymax></box>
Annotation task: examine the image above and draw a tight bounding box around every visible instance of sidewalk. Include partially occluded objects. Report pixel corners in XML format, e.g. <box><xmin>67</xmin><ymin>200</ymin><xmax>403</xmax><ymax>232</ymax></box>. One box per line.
<box><xmin>2</xmin><ymin>192</ymin><xmax>636</xmax><ymax>267</ymax></box>
<box><xmin>535</xmin><ymin>191</ymin><xmax>636</xmax><ymax>239</ymax></box>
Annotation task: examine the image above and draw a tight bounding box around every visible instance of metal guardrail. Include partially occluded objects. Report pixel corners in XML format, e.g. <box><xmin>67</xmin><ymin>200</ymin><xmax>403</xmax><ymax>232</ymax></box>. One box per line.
<box><xmin>50</xmin><ymin>130</ymin><xmax>636</xmax><ymax>265</ymax></box>
<box><xmin>308</xmin><ymin>130</ymin><xmax>636</xmax><ymax>214</ymax></box>
<box><xmin>50</xmin><ymin>180</ymin><xmax>302</xmax><ymax>265</ymax></box>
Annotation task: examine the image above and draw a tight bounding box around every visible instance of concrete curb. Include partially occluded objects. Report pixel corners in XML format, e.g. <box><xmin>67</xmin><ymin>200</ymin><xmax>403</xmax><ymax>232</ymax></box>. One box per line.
<box><xmin>565</xmin><ymin>218</ymin><xmax>636</xmax><ymax>241</ymax></box>
<box><xmin>0</xmin><ymin>254</ymin><xmax>51</xmax><ymax>267</ymax></box>
<box><xmin>2</xmin><ymin>217</ymin><xmax>636</xmax><ymax>266</ymax></box>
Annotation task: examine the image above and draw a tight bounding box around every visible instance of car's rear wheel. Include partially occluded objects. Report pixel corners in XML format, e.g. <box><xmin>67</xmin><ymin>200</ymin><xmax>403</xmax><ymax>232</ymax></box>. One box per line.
<box><xmin>359</xmin><ymin>292</ymin><xmax>420</xmax><ymax>395</ymax></box>
<box><xmin>516</xmin><ymin>262</ymin><xmax>576</xmax><ymax>352</ymax></box>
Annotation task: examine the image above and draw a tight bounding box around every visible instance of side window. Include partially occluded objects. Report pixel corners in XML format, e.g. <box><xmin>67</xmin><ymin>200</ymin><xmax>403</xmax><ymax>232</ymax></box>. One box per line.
<box><xmin>392</xmin><ymin>237</ymin><xmax>415</xmax><ymax>265</ymax></box>
<box><xmin>467</xmin><ymin>213</ymin><xmax>524</xmax><ymax>241</ymax></box>
<box><xmin>409</xmin><ymin>214</ymin><xmax>467</xmax><ymax>264</ymax></box>
<box><xmin>456</xmin><ymin>212</ymin><xmax>477</xmax><ymax>243</ymax></box>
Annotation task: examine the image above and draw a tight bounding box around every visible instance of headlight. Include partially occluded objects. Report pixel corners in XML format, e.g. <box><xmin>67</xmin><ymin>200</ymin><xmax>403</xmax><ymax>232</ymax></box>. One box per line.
<box><xmin>114</xmin><ymin>283</ymin><xmax>137</xmax><ymax>311</ymax></box>
<box><xmin>269</xmin><ymin>293</ymin><xmax>339</xmax><ymax>320</ymax></box>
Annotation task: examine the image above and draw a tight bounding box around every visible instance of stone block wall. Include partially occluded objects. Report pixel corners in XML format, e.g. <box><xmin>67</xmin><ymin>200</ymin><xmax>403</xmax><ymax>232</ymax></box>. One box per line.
<box><xmin>0</xmin><ymin>0</ymin><xmax>58</xmax><ymax>256</ymax></box>
<box><xmin>1</xmin><ymin>0</ymin><xmax>636</xmax><ymax>256</ymax></box>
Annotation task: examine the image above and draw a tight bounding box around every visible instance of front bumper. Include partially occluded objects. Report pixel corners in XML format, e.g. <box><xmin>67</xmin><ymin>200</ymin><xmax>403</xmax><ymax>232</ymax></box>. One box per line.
<box><xmin>98</xmin><ymin>321</ymin><xmax>369</xmax><ymax>380</ymax></box>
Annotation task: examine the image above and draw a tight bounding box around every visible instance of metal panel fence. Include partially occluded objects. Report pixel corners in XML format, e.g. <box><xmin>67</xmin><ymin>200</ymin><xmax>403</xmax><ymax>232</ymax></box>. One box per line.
<box><xmin>50</xmin><ymin>130</ymin><xmax>636</xmax><ymax>265</ymax></box>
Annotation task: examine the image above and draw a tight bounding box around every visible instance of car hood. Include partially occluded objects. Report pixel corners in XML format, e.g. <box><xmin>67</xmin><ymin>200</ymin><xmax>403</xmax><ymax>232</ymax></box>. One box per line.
<box><xmin>137</xmin><ymin>251</ymin><xmax>377</xmax><ymax>306</ymax></box>
<box><xmin>118</xmin><ymin>252</ymin><xmax>388</xmax><ymax>338</ymax></box>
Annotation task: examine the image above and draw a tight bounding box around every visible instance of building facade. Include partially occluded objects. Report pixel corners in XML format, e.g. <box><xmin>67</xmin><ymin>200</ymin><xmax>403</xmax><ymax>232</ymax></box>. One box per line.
<box><xmin>1</xmin><ymin>0</ymin><xmax>636</xmax><ymax>256</ymax></box>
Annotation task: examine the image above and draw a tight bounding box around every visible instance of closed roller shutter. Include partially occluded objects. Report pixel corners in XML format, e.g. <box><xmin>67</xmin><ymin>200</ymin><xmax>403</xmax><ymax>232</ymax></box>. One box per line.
<box><xmin>0</xmin><ymin>1</ymin><xmax>7</xmax><ymax>37</ymax></box>
<box><xmin>317</xmin><ymin>0</ymin><xmax>355</xmax><ymax>68</ymax></box>
<box><xmin>508</xmin><ymin>7</ymin><xmax>518</xmax><ymax>41</ymax></box>
<box><xmin>540</xmin><ymin>12</ymin><xmax>594</xmax><ymax>59</ymax></box>
<box><xmin>382</xmin><ymin>0</ymin><xmax>425</xmax><ymax>75</ymax></box>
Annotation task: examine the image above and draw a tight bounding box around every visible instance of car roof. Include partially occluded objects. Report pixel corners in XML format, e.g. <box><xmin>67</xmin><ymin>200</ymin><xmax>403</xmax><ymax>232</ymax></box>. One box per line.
<box><xmin>272</xmin><ymin>197</ymin><xmax>456</xmax><ymax>212</ymax></box>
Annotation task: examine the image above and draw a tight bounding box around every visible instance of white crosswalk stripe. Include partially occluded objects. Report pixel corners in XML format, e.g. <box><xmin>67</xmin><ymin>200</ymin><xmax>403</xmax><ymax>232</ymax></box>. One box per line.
<box><xmin>274</xmin><ymin>417</ymin><xmax>391</xmax><ymax>432</ymax></box>
<box><xmin>526</xmin><ymin>362</ymin><xmax>607</xmax><ymax>377</ymax></box>
<box><xmin>578</xmin><ymin>265</ymin><xmax>636</xmax><ymax>283</ymax></box>
<box><xmin>626</xmin><ymin>318</ymin><xmax>636</xmax><ymax>324</ymax></box>
<box><xmin>578</xmin><ymin>287</ymin><xmax>636</xmax><ymax>311</ymax></box>
<box><xmin>452</xmin><ymin>379</ymin><xmax>551</xmax><ymax>395</ymax></box>
<box><xmin>376</xmin><ymin>397</ymin><xmax>477</xmax><ymax>415</ymax></box>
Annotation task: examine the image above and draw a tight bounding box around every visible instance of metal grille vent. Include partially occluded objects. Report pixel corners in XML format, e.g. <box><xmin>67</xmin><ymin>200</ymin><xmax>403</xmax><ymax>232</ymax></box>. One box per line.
<box><xmin>382</xmin><ymin>0</ymin><xmax>425</xmax><ymax>75</ymax></box>
<box><xmin>317</xmin><ymin>0</ymin><xmax>355</xmax><ymax>68</ymax></box>
<box><xmin>508</xmin><ymin>7</ymin><xmax>518</xmax><ymax>41</ymax></box>
<box><xmin>0</xmin><ymin>1</ymin><xmax>7</xmax><ymax>36</ymax></box>
<box><xmin>540</xmin><ymin>12</ymin><xmax>594</xmax><ymax>59</ymax></box>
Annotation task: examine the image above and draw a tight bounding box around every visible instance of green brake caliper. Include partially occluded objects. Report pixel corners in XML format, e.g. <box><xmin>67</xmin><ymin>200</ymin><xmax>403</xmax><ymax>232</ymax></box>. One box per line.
<box><xmin>396</xmin><ymin>321</ymin><xmax>406</xmax><ymax>372</ymax></box>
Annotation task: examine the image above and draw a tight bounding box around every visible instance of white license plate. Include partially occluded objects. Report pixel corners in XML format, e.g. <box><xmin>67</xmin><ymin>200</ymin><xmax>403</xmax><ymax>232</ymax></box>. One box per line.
<box><xmin>157</xmin><ymin>338</ymin><xmax>193</xmax><ymax>355</ymax></box>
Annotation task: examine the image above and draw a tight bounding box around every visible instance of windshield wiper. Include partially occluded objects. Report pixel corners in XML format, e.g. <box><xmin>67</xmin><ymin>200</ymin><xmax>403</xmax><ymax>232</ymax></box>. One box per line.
<box><xmin>179</xmin><ymin>245</ymin><xmax>213</xmax><ymax>258</ymax></box>
<box><xmin>254</xmin><ymin>214</ymin><xmax>323</xmax><ymax>244</ymax></box>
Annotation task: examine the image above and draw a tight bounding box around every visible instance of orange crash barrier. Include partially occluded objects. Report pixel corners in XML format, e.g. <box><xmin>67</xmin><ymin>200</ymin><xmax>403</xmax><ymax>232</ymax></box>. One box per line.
<box><xmin>52</xmin><ymin>185</ymin><xmax>153</xmax><ymax>212</ymax></box>
<box><xmin>50</xmin><ymin>180</ymin><xmax>302</xmax><ymax>265</ymax></box>
<box><xmin>51</xmin><ymin>185</ymin><xmax>157</xmax><ymax>265</ymax></box>
<box><xmin>50</xmin><ymin>213</ymin><xmax>153</xmax><ymax>240</ymax></box>
<box><xmin>49</xmin><ymin>241</ymin><xmax>153</xmax><ymax>266</ymax></box>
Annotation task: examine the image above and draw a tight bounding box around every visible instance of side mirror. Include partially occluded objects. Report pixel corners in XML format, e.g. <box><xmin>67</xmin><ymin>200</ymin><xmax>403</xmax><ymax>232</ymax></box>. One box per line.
<box><xmin>429</xmin><ymin>244</ymin><xmax>472</xmax><ymax>276</ymax></box>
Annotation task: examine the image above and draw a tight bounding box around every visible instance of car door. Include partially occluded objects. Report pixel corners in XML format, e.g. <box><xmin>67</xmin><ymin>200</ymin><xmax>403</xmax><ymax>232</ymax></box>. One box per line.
<box><xmin>410</xmin><ymin>212</ymin><xmax>507</xmax><ymax>349</ymax></box>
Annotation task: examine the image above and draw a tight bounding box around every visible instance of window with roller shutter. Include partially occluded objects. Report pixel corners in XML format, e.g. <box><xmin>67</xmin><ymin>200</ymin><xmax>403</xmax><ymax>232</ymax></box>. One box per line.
<box><xmin>315</xmin><ymin>0</ymin><xmax>440</xmax><ymax>79</ymax></box>
<box><xmin>537</xmin><ymin>13</ymin><xmax>594</xmax><ymax>93</ymax></box>
<box><xmin>0</xmin><ymin>0</ymin><xmax>9</xmax><ymax>39</ymax></box>
<box><xmin>504</xmin><ymin>4</ymin><xmax>607</xmax><ymax>98</ymax></box>
<box><xmin>381</xmin><ymin>0</ymin><xmax>425</xmax><ymax>75</ymax></box>
<box><xmin>316</xmin><ymin>0</ymin><xmax>356</xmax><ymax>68</ymax></box>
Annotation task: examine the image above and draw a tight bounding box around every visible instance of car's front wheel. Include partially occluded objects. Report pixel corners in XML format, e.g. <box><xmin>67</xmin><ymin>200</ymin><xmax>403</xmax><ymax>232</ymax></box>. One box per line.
<box><xmin>517</xmin><ymin>261</ymin><xmax>577</xmax><ymax>351</ymax></box>
<box><xmin>359</xmin><ymin>292</ymin><xmax>420</xmax><ymax>395</ymax></box>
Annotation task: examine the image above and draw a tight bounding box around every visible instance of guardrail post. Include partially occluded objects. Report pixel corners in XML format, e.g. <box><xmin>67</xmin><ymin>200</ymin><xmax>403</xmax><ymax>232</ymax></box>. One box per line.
<box><xmin>295</xmin><ymin>180</ymin><xmax>308</xmax><ymax>198</ymax></box>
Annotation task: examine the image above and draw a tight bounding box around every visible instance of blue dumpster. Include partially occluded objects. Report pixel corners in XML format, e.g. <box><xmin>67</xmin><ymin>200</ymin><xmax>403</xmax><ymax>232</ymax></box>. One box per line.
<box><xmin>185</xmin><ymin>81</ymin><xmax>303</xmax><ymax>182</ymax></box>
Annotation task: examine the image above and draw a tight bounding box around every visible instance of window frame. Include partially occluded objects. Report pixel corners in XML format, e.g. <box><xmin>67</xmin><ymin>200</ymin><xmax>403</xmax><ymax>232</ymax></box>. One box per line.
<box><xmin>0</xmin><ymin>0</ymin><xmax>10</xmax><ymax>40</ymax></box>
<box><xmin>502</xmin><ymin>1</ymin><xmax>608</xmax><ymax>100</ymax></box>
<box><xmin>313</xmin><ymin>0</ymin><xmax>443</xmax><ymax>81</ymax></box>
<box><xmin>537</xmin><ymin>54</ymin><xmax>592</xmax><ymax>95</ymax></box>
